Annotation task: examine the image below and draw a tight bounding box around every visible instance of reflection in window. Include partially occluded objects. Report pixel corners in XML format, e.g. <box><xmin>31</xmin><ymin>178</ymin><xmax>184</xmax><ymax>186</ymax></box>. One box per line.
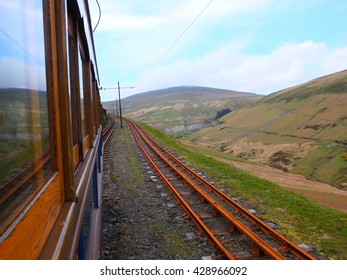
<box><xmin>0</xmin><ymin>0</ymin><xmax>51</xmax><ymax>234</ymax></box>
<box><xmin>68</xmin><ymin>33</ymin><xmax>79</xmax><ymax>147</ymax></box>
<box><xmin>79</xmin><ymin>47</ymin><xmax>86</xmax><ymax>139</ymax></box>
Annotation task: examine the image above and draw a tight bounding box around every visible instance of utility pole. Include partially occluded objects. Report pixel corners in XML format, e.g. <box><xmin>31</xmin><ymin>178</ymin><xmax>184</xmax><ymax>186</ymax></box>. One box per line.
<box><xmin>115</xmin><ymin>97</ymin><xmax>119</xmax><ymax>118</ymax></box>
<box><xmin>102</xmin><ymin>83</ymin><xmax>135</xmax><ymax>129</ymax></box>
<box><xmin>118</xmin><ymin>81</ymin><xmax>123</xmax><ymax>129</ymax></box>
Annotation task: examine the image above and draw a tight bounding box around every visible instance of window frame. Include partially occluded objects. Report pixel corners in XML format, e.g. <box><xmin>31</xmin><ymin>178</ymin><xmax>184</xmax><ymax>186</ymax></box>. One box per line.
<box><xmin>0</xmin><ymin>0</ymin><xmax>65</xmax><ymax>259</ymax></box>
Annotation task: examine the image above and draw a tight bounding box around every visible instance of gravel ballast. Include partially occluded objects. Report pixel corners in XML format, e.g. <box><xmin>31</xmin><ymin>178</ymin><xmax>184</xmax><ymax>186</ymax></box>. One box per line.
<box><xmin>101</xmin><ymin>123</ymin><xmax>217</xmax><ymax>259</ymax></box>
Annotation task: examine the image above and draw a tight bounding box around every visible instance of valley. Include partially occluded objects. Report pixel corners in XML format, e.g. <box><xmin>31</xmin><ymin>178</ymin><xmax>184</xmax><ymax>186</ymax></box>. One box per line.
<box><xmin>102</xmin><ymin>70</ymin><xmax>347</xmax><ymax>208</ymax></box>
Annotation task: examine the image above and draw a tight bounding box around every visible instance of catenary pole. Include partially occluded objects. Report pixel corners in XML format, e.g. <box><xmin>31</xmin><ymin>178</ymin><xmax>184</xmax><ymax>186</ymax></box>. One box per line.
<box><xmin>118</xmin><ymin>81</ymin><xmax>123</xmax><ymax>129</ymax></box>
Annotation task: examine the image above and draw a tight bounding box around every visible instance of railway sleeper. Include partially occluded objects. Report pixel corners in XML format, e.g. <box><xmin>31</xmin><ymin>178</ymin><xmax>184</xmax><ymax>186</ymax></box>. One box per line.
<box><xmin>211</xmin><ymin>208</ymin><xmax>219</xmax><ymax>217</ymax></box>
<box><xmin>228</xmin><ymin>224</ymin><xmax>238</xmax><ymax>233</ymax></box>
<box><xmin>251</xmin><ymin>244</ymin><xmax>264</xmax><ymax>257</ymax></box>
<box><xmin>199</xmin><ymin>197</ymin><xmax>207</xmax><ymax>204</ymax></box>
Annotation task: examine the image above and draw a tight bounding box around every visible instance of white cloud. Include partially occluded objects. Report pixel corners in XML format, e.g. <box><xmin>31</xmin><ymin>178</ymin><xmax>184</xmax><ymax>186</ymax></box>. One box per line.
<box><xmin>136</xmin><ymin>41</ymin><xmax>347</xmax><ymax>95</ymax></box>
<box><xmin>91</xmin><ymin>0</ymin><xmax>273</xmax><ymax>32</ymax></box>
<box><xmin>320</xmin><ymin>46</ymin><xmax>347</xmax><ymax>73</ymax></box>
<box><xmin>89</xmin><ymin>1</ymin><xmax>347</xmax><ymax>101</ymax></box>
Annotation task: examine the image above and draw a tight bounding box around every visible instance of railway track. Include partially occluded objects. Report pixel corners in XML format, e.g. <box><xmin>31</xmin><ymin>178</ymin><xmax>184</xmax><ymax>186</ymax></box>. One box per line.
<box><xmin>0</xmin><ymin>150</ymin><xmax>51</xmax><ymax>205</ymax></box>
<box><xmin>126</xmin><ymin>119</ymin><xmax>316</xmax><ymax>260</ymax></box>
<box><xmin>102</xmin><ymin>117</ymin><xmax>116</xmax><ymax>149</ymax></box>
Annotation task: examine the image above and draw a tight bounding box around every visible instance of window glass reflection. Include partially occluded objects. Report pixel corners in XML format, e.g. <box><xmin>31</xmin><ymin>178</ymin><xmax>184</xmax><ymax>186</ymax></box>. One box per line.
<box><xmin>0</xmin><ymin>0</ymin><xmax>51</xmax><ymax>233</ymax></box>
<box><xmin>79</xmin><ymin>48</ymin><xmax>86</xmax><ymax>139</ymax></box>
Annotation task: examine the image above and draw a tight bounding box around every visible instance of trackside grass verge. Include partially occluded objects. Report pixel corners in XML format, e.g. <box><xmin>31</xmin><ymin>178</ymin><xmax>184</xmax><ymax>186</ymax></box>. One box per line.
<box><xmin>111</xmin><ymin>123</ymin><xmax>145</xmax><ymax>188</ymax></box>
<box><xmin>141</xmin><ymin>123</ymin><xmax>347</xmax><ymax>260</ymax></box>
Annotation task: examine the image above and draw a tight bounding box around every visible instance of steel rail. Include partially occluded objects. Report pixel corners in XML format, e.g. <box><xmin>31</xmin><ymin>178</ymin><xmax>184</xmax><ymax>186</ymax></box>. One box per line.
<box><xmin>128</xmin><ymin>119</ymin><xmax>316</xmax><ymax>260</ymax></box>
<box><xmin>0</xmin><ymin>150</ymin><xmax>51</xmax><ymax>205</ymax></box>
<box><xmin>128</xmin><ymin>123</ymin><xmax>237</xmax><ymax>260</ymax></box>
<box><xmin>102</xmin><ymin>117</ymin><xmax>116</xmax><ymax>145</ymax></box>
<box><xmin>0</xmin><ymin>150</ymin><xmax>50</xmax><ymax>192</ymax></box>
<box><xmin>128</xmin><ymin>120</ymin><xmax>286</xmax><ymax>260</ymax></box>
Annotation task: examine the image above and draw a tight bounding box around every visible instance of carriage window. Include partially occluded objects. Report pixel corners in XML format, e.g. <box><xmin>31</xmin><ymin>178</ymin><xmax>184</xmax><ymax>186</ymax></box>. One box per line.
<box><xmin>79</xmin><ymin>47</ymin><xmax>87</xmax><ymax>140</ymax></box>
<box><xmin>0</xmin><ymin>0</ymin><xmax>52</xmax><ymax>234</ymax></box>
<box><xmin>68</xmin><ymin>12</ymin><xmax>90</xmax><ymax>168</ymax></box>
<box><xmin>91</xmin><ymin>80</ymin><xmax>96</xmax><ymax>137</ymax></box>
<box><xmin>68</xmin><ymin>33</ymin><xmax>79</xmax><ymax>147</ymax></box>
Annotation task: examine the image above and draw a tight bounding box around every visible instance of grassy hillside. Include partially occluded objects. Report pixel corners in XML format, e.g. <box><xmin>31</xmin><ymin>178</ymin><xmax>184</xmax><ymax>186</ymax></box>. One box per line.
<box><xmin>103</xmin><ymin>86</ymin><xmax>261</xmax><ymax>131</ymax></box>
<box><xmin>185</xmin><ymin>70</ymin><xmax>347</xmax><ymax>188</ymax></box>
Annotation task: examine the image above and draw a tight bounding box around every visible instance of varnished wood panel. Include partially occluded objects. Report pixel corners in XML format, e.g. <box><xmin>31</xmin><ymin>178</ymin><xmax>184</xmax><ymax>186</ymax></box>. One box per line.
<box><xmin>82</xmin><ymin>135</ymin><xmax>90</xmax><ymax>158</ymax></box>
<box><xmin>0</xmin><ymin>175</ymin><xmax>63</xmax><ymax>259</ymax></box>
<box><xmin>73</xmin><ymin>144</ymin><xmax>80</xmax><ymax>170</ymax></box>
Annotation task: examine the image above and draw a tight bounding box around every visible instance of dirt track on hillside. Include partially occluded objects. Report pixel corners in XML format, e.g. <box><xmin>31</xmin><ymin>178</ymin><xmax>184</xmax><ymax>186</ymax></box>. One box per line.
<box><xmin>213</xmin><ymin>157</ymin><xmax>347</xmax><ymax>212</ymax></box>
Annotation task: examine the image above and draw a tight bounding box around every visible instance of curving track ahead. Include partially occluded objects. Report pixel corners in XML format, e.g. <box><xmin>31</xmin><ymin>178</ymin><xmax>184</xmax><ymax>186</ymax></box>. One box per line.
<box><xmin>126</xmin><ymin>118</ymin><xmax>316</xmax><ymax>260</ymax></box>
<box><xmin>102</xmin><ymin>117</ymin><xmax>116</xmax><ymax>151</ymax></box>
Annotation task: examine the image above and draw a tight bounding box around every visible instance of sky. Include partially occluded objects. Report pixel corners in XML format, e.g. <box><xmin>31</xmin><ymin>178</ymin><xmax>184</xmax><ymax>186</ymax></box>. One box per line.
<box><xmin>88</xmin><ymin>0</ymin><xmax>347</xmax><ymax>101</ymax></box>
<box><xmin>0</xmin><ymin>1</ymin><xmax>47</xmax><ymax>91</ymax></box>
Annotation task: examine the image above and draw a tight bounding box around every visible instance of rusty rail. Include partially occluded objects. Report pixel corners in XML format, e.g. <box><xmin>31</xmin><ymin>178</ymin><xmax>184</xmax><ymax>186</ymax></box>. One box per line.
<box><xmin>127</xmin><ymin>119</ymin><xmax>316</xmax><ymax>260</ymax></box>
<box><xmin>0</xmin><ymin>150</ymin><xmax>51</xmax><ymax>205</ymax></box>
<box><xmin>102</xmin><ymin>117</ymin><xmax>116</xmax><ymax>150</ymax></box>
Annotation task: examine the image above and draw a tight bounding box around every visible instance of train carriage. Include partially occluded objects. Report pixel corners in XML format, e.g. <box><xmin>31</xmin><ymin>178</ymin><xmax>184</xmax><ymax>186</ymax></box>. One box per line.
<box><xmin>0</xmin><ymin>0</ymin><xmax>105</xmax><ymax>259</ymax></box>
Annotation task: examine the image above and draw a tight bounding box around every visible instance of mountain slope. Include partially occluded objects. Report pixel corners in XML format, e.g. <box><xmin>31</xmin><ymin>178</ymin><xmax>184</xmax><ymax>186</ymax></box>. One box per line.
<box><xmin>185</xmin><ymin>70</ymin><xmax>347</xmax><ymax>188</ymax></box>
<box><xmin>103</xmin><ymin>86</ymin><xmax>261</xmax><ymax>130</ymax></box>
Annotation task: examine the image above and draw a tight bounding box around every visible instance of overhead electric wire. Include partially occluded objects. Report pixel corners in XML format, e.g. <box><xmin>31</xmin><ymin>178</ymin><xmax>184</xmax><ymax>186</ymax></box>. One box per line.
<box><xmin>136</xmin><ymin>0</ymin><xmax>214</xmax><ymax>87</ymax></box>
<box><xmin>0</xmin><ymin>28</ymin><xmax>44</xmax><ymax>67</ymax></box>
<box><xmin>93</xmin><ymin>0</ymin><xmax>101</xmax><ymax>33</ymax></box>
